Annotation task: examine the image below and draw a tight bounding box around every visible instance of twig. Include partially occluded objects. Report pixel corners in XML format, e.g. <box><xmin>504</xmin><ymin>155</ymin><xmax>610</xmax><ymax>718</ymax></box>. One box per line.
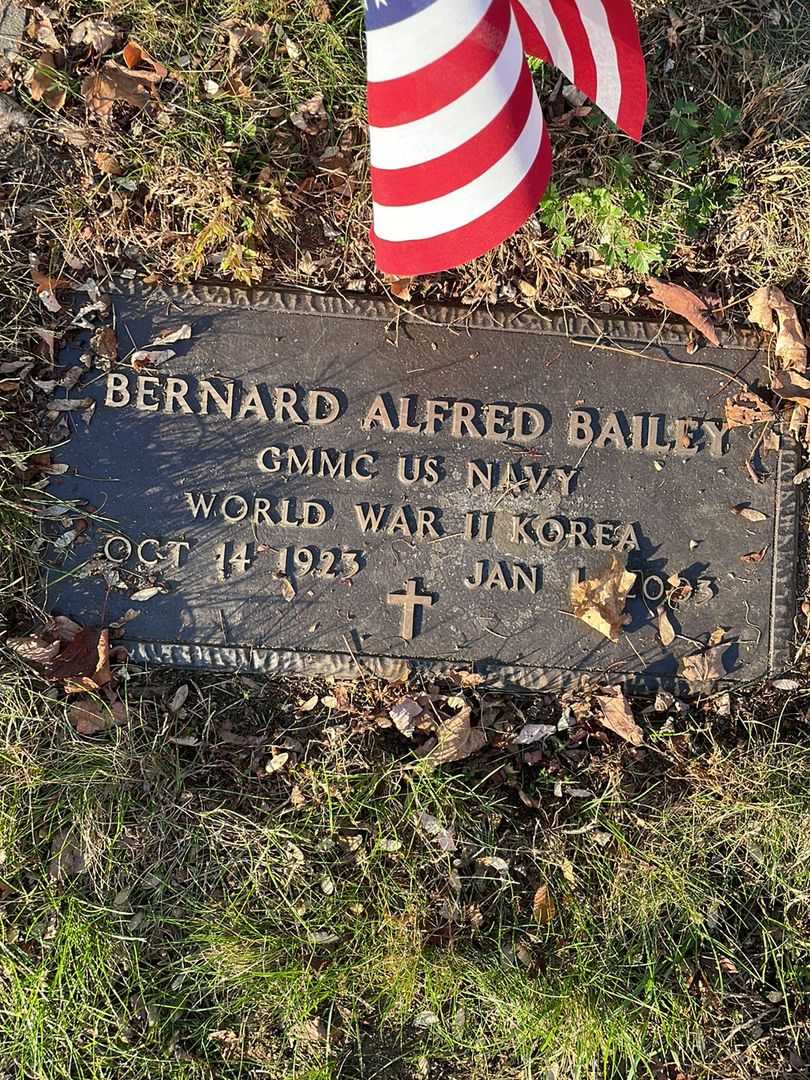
<box><xmin>571</xmin><ymin>338</ymin><xmax>751</xmax><ymax>390</ymax></box>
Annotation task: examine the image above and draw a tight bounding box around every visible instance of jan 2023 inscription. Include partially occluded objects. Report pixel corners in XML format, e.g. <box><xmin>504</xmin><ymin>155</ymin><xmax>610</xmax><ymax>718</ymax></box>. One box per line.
<box><xmin>46</xmin><ymin>288</ymin><xmax>797</xmax><ymax>686</ymax></box>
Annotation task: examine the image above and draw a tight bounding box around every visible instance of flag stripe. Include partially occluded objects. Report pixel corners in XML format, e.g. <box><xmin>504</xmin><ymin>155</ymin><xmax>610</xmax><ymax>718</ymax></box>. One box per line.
<box><xmin>371</xmin><ymin>59</ymin><xmax>535</xmax><ymax>206</ymax></box>
<box><xmin>366</xmin><ymin>0</ymin><xmax>492</xmax><ymax>82</ymax></box>
<box><xmin>372</xmin><ymin>125</ymin><xmax>552</xmax><ymax>274</ymax></box>
<box><xmin>574</xmin><ymin>0</ymin><xmax>620</xmax><ymax>122</ymax></box>
<box><xmin>512</xmin><ymin>0</ymin><xmax>569</xmax><ymax>72</ymax></box>
<box><xmin>369</xmin><ymin>8</ymin><xmax>524</xmax><ymax>170</ymax></box>
<box><xmin>373</xmin><ymin>90</ymin><xmax>544</xmax><ymax>242</ymax></box>
<box><xmin>367</xmin><ymin>0</ymin><xmax>510</xmax><ymax>128</ymax></box>
<box><xmin>602</xmin><ymin>0</ymin><xmax>647</xmax><ymax>139</ymax></box>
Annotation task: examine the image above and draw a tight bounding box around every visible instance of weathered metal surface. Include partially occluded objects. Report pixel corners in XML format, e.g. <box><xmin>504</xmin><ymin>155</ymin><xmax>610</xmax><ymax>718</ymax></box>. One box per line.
<box><xmin>44</xmin><ymin>285</ymin><xmax>799</xmax><ymax>688</ymax></box>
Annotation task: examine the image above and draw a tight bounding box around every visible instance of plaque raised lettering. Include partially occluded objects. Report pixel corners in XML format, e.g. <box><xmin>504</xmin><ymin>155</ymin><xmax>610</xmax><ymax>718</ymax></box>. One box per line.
<box><xmin>45</xmin><ymin>285</ymin><xmax>799</xmax><ymax>689</ymax></box>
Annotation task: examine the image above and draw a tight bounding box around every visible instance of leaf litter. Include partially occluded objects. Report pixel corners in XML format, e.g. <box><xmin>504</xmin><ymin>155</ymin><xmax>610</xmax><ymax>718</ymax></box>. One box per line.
<box><xmin>647</xmin><ymin>278</ymin><xmax>720</xmax><ymax>346</ymax></box>
<box><xmin>595</xmin><ymin>686</ymin><xmax>644</xmax><ymax>745</ymax></box>
<box><xmin>569</xmin><ymin>558</ymin><xmax>636</xmax><ymax>642</ymax></box>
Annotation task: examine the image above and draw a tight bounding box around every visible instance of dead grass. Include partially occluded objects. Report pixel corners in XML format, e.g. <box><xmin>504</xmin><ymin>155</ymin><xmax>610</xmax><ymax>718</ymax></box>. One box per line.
<box><xmin>2</xmin><ymin>0</ymin><xmax>808</xmax><ymax>316</ymax></box>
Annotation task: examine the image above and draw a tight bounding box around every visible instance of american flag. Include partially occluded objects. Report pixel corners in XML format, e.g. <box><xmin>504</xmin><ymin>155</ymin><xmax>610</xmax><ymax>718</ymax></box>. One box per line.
<box><xmin>364</xmin><ymin>0</ymin><xmax>647</xmax><ymax>276</ymax></box>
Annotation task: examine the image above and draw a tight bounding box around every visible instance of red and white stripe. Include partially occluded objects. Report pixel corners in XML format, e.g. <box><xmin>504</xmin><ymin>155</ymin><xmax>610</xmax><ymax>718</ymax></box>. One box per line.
<box><xmin>364</xmin><ymin>0</ymin><xmax>646</xmax><ymax>276</ymax></box>
<box><xmin>512</xmin><ymin>0</ymin><xmax>647</xmax><ymax>139</ymax></box>
<box><xmin>366</xmin><ymin>0</ymin><xmax>552</xmax><ymax>276</ymax></box>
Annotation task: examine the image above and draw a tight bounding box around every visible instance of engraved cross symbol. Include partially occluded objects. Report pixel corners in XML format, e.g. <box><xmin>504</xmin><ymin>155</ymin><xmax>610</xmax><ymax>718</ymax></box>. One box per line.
<box><xmin>387</xmin><ymin>578</ymin><xmax>434</xmax><ymax>641</ymax></box>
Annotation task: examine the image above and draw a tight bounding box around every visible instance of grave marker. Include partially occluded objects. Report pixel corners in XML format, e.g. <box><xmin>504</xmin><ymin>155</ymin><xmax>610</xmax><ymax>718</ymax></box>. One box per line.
<box><xmin>45</xmin><ymin>285</ymin><xmax>799</xmax><ymax>689</ymax></box>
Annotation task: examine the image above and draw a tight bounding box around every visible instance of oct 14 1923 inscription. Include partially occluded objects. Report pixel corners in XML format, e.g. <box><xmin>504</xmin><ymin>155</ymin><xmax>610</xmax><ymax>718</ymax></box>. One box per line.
<box><xmin>45</xmin><ymin>286</ymin><xmax>799</xmax><ymax>689</ymax></box>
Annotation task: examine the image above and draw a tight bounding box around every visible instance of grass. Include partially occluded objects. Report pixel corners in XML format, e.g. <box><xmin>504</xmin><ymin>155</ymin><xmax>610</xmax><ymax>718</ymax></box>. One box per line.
<box><xmin>4</xmin><ymin>0</ymin><xmax>809</xmax><ymax>312</ymax></box>
<box><xmin>0</xmin><ymin>665</ymin><xmax>808</xmax><ymax>1079</ymax></box>
<box><xmin>1</xmin><ymin>2</ymin><xmax>810</xmax><ymax>1077</ymax></box>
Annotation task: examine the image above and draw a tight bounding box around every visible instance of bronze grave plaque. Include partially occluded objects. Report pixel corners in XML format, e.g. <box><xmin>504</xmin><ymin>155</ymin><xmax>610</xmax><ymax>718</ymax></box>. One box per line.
<box><xmin>45</xmin><ymin>285</ymin><xmax>800</xmax><ymax>689</ymax></box>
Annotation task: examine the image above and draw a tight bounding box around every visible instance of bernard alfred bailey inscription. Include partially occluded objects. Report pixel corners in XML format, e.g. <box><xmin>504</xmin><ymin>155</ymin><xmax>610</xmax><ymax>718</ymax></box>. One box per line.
<box><xmin>46</xmin><ymin>286</ymin><xmax>799</xmax><ymax>688</ymax></box>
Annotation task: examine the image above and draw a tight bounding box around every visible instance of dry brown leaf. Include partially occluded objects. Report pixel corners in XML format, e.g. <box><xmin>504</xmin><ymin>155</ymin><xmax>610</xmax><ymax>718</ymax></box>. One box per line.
<box><xmin>680</xmin><ymin>643</ymin><xmax>727</xmax><ymax>690</ymax></box>
<box><xmin>69</xmin><ymin>694</ymin><xmax>126</xmax><ymax>734</ymax></box>
<box><xmin>27</xmin><ymin>7</ymin><xmax>61</xmax><ymax>50</ymax></box>
<box><xmin>50</xmin><ymin>626</ymin><xmax>112</xmax><ymax>693</ymax></box>
<box><xmin>8</xmin><ymin>634</ymin><xmax>61</xmax><ymax>666</ymax></box>
<box><xmin>730</xmin><ymin>504</ymin><xmax>767</xmax><ymax>522</ymax></box>
<box><xmin>48</xmin><ymin>397</ymin><xmax>94</xmax><ymax>411</ymax></box>
<box><xmin>647</xmin><ymin>278</ymin><xmax>720</xmax><ymax>346</ymax></box>
<box><xmin>570</xmin><ymin>558</ymin><xmax>636</xmax><ymax>642</ymax></box>
<box><xmin>389</xmin><ymin>696</ymin><xmax>423</xmax><ymax>736</ymax></box>
<box><xmin>24</xmin><ymin>51</ymin><xmax>66</xmax><ymax>110</ymax></box>
<box><xmin>93</xmin><ymin>151</ymin><xmax>122</xmax><ymax>176</ymax></box>
<box><xmin>389</xmin><ymin>277</ymin><xmax>413</xmax><ymax>302</ymax></box>
<box><xmin>424</xmin><ymin>705</ymin><xmax>486</xmax><ymax>765</ymax></box>
<box><xmin>49</xmin><ymin>614</ymin><xmax>83</xmax><ymax>641</ymax></box>
<box><xmin>91</xmin><ymin>324</ymin><xmax>118</xmax><ymax>359</ymax></box>
<box><xmin>122</xmin><ymin>39</ymin><xmax>168</xmax><ymax>79</ymax></box>
<box><xmin>290</xmin><ymin>92</ymin><xmax>327</xmax><ymax>135</ymax></box>
<box><xmin>723</xmin><ymin>390</ymin><xmax>775</xmax><ymax>428</ymax></box>
<box><xmin>312</xmin><ymin>0</ymin><xmax>332</xmax><ymax>21</ymax></box>
<box><xmin>131</xmin><ymin>348</ymin><xmax>175</xmax><ymax>372</ymax></box>
<box><xmin>70</xmin><ymin>16</ymin><xmax>117</xmax><ymax>54</ymax></box>
<box><xmin>595</xmin><ymin>686</ymin><xmax>644</xmax><ymax>745</ymax></box>
<box><xmin>749</xmin><ymin>286</ymin><xmax>807</xmax><ymax>372</ymax></box>
<box><xmin>532</xmin><ymin>884</ymin><xmax>557</xmax><ymax>925</ymax></box>
<box><xmin>741</xmin><ymin>546</ymin><xmax>768</xmax><ymax>564</ymax></box>
<box><xmin>148</xmin><ymin>324</ymin><xmax>192</xmax><ymax>346</ymax></box>
<box><xmin>771</xmin><ymin>369</ymin><xmax>810</xmax><ymax>408</ymax></box>
<box><xmin>657</xmin><ymin>606</ymin><xmax>676</xmax><ymax>647</ymax></box>
<box><xmin>82</xmin><ymin>60</ymin><xmax>162</xmax><ymax>118</ymax></box>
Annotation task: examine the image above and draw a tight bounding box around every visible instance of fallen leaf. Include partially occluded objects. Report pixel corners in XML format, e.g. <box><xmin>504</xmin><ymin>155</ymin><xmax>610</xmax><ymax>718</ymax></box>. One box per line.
<box><xmin>48</xmin><ymin>397</ymin><xmax>94</xmax><ymax>411</ymax></box>
<box><xmin>70</xmin><ymin>16</ymin><xmax>117</xmax><ymax>55</ymax></box>
<box><xmin>793</xmin><ymin>467</ymin><xmax>810</xmax><ymax>485</ymax></box>
<box><xmin>130</xmin><ymin>348</ymin><xmax>175</xmax><ymax>372</ymax></box>
<box><xmin>647</xmin><ymin>278</ymin><xmax>720</xmax><ymax>346</ymax></box>
<box><xmin>741</xmin><ymin>546</ymin><xmax>768</xmax><ymax>564</ymax></box>
<box><xmin>50</xmin><ymin>615</ymin><xmax>83</xmax><ymax>641</ymax></box>
<box><xmin>730</xmin><ymin>504</ymin><xmax>767</xmax><ymax>522</ymax></box>
<box><xmin>311</xmin><ymin>0</ymin><xmax>331</xmax><ymax>21</ymax></box>
<box><xmin>723</xmin><ymin>390</ymin><xmax>775</xmax><ymax>428</ymax></box>
<box><xmin>285</xmin><ymin>36</ymin><xmax>301</xmax><ymax>60</ymax></box>
<box><xmin>147</xmin><ymin>323</ymin><xmax>191</xmax><ymax>347</ymax></box>
<box><xmin>70</xmin><ymin>695</ymin><xmax>127</xmax><ymax>734</ymax></box>
<box><xmin>389</xmin><ymin>696</ymin><xmax>423</xmax><ymax>737</ymax></box>
<box><xmin>532</xmin><ymin>884</ymin><xmax>557</xmax><ymax>925</ymax></box>
<box><xmin>300</xmin><ymin>694</ymin><xmax>318</xmax><ymax>712</ymax></box>
<box><xmin>515</xmin><ymin>723</ymin><xmax>555</xmax><ymax>745</ymax></box>
<box><xmin>122</xmin><ymin>39</ymin><xmax>168</xmax><ymax>80</ymax></box>
<box><xmin>8</xmin><ymin>634</ymin><xmax>61</xmax><ymax>666</ymax></box>
<box><xmin>290</xmin><ymin>92</ymin><xmax>327</xmax><ymax>135</ymax></box>
<box><xmin>771</xmin><ymin>369</ymin><xmax>810</xmax><ymax>408</ymax></box>
<box><xmin>657</xmin><ymin>606</ymin><xmax>676</xmax><ymax>647</ymax></box>
<box><xmin>415</xmin><ymin>811</ymin><xmax>456</xmax><ymax>852</ymax></box>
<box><xmin>130</xmin><ymin>586</ymin><xmax>162</xmax><ymax>601</ymax></box>
<box><xmin>595</xmin><ymin>686</ymin><xmax>644</xmax><ymax>746</ymax></box>
<box><xmin>91</xmin><ymin>325</ymin><xmax>118</xmax><ymax>359</ymax></box>
<box><xmin>423</xmin><ymin>705</ymin><xmax>486</xmax><ymax>765</ymax></box>
<box><xmin>454</xmin><ymin>670</ymin><xmax>484</xmax><ymax>688</ymax></box>
<box><xmin>680</xmin><ymin>643</ymin><xmax>727</xmax><ymax>690</ymax></box>
<box><xmin>24</xmin><ymin>50</ymin><xmax>66</xmax><ymax>111</ymax></box>
<box><xmin>167</xmin><ymin>683</ymin><xmax>189</xmax><ymax>712</ymax></box>
<box><xmin>389</xmin><ymin>278</ymin><xmax>412</xmax><ymax>302</ymax></box>
<box><xmin>50</xmin><ymin>626</ymin><xmax>112</xmax><ymax>693</ymax></box>
<box><xmin>607</xmin><ymin>286</ymin><xmax>632</xmax><ymax>301</ymax></box>
<box><xmin>749</xmin><ymin>286</ymin><xmax>806</xmax><ymax>372</ymax></box>
<box><xmin>93</xmin><ymin>151</ymin><xmax>122</xmax><ymax>176</ymax></box>
<box><xmin>27</xmin><ymin>7</ymin><xmax>61</xmax><ymax>50</ymax></box>
<box><xmin>570</xmin><ymin>558</ymin><xmax>636</xmax><ymax>642</ymax></box>
<box><xmin>517</xmin><ymin>279</ymin><xmax>537</xmax><ymax>299</ymax></box>
<box><xmin>266</xmin><ymin>751</ymin><xmax>290</xmax><ymax>774</ymax></box>
<box><xmin>772</xmin><ymin>678</ymin><xmax>800</xmax><ymax>691</ymax></box>
<box><xmin>82</xmin><ymin>60</ymin><xmax>162</xmax><ymax>119</ymax></box>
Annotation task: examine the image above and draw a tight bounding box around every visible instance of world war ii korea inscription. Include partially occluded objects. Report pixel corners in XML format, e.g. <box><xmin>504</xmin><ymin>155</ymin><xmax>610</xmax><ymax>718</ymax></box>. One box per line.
<box><xmin>46</xmin><ymin>287</ymin><xmax>799</xmax><ymax>688</ymax></box>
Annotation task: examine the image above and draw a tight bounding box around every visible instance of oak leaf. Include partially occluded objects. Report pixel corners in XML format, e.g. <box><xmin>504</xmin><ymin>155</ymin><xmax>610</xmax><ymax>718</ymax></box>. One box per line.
<box><xmin>595</xmin><ymin>685</ymin><xmax>644</xmax><ymax>745</ymax></box>
<box><xmin>647</xmin><ymin>278</ymin><xmax>720</xmax><ymax>346</ymax></box>
<box><xmin>570</xmin><ymin>558</ymin><xmax>636</xmax><ymax>642</ymax></box>
<box><xmin>82</xmin><ymin>60</ymin><xmax>162</xmax><ymax>119</ymax></box>
<box><xmin>749</xmin><ymin>286</ymin><xmax>806</xmax><ymax>372</ymax></box>
<box><xmin>122</xmin><ymin>39</ymin><xmax>168</xmax><ymax>80</ymax></box>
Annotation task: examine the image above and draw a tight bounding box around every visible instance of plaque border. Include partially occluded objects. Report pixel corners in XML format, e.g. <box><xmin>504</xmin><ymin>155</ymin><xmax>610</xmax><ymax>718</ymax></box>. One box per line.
<box><xmin>105</xmin><ymin>282</ymin><xmax>798</xmax><ymax>689</ymax></box>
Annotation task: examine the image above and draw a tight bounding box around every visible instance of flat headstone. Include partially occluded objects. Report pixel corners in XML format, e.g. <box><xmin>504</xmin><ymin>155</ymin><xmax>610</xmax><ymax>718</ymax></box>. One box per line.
<box><xmin>45</xmin><ymin>285</ymin><xmax>799</xmax><ymax>689</ymax></box>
